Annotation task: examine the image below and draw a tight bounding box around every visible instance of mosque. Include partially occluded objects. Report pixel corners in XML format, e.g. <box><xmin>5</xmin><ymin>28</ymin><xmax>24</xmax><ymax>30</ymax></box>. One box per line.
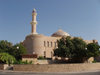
<box><xmin>23</xmin><ymin>9</ymin><xmax>98</xmax><ymax>58</ymax></box>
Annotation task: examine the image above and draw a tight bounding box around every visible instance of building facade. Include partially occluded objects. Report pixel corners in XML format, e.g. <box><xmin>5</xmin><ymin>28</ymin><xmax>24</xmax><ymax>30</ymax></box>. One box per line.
<box><xmin>23</xmin><ymin>9</ymin><xmax>98</xmax><ymax>58</ymax></box>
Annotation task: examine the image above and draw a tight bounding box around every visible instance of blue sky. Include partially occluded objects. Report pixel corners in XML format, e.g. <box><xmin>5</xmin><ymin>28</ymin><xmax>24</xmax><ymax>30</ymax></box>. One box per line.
<box><xmin>0</xmin><ymin>0</ymin><xmax>100</xmax><ymax>44</ymax></box>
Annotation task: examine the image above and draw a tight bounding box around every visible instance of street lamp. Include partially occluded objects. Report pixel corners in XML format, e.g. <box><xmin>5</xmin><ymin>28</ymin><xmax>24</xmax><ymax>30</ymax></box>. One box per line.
<box><xmin>16</xmin><ymin>46</ymin><xmax>19</xmax><ymax>49</ymax></box>
<box><xmin>33</xmin><ymin>52</ymin><xmax>35</xmax><ymax>54</ymax></box>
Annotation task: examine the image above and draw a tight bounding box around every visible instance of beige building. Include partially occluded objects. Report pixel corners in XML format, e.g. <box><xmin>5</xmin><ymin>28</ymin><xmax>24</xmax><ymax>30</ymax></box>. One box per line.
<box><xmin>23</xmin><ymin>9</ymin><xmax>97</xmax><ymax>58</ymax></box>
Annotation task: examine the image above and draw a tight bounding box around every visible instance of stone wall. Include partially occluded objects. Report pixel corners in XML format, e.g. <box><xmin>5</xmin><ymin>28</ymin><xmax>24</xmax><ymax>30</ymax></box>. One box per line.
<box><xmin>95</xmin><ymin>56</ymin><xmax>100</xmax><ymax>62</ymax></box>
<box><xmin>0</xmin><ymin>64</ymin><xmax>4</xmax><ymax>70</ymax></box>
<box><xmin>13</xmin><ymin>63</ymin><xmax>100</xmax><ymax>72</ymax></box>
<box><xmin>0</xmin><ymin>64</ymin><xmax>9</xmax><ymax>70</ymax></box>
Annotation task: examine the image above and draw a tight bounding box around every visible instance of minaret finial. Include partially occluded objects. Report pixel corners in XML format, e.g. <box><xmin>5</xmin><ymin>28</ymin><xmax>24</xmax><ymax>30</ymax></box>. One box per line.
<box><xmin>32</xmin><ymin>8</ymin><xmax>36</xmax><ymax>13</ymax></box>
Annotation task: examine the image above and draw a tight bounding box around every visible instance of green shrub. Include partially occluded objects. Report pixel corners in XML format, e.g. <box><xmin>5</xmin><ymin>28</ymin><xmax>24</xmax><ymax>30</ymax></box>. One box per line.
<box><xmin>38</xmin><ymin>56</ymin><xmax>45</xmax><ymax>60</ymax></box>
<box><xmin>28</xmin><ymin>61</ymin><xmax>33</xmax><ymax>64</ymax></box>
<box><xmin>13</xmin><ymin>60</ymin><xmax>33</xmax><ymax>64</ymax></box>
<box><xmin>92</xmin><ymin>60</ymin><xmax>97</xmax><ymax>63</ymax></box>
<box><xmin>0</xmin><ymin>53</ymin><xmax>16</xmax><ymax>65</ymax></box>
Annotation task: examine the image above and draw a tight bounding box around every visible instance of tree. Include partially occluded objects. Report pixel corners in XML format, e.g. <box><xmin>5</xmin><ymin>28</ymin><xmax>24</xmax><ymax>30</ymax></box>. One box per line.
<box><xmin>54</xmin><ymin>37</ymin><xmax>100</xmax><ymax>63</ymax></box>
<box><xmin>12</xmin><ymin>43</ymin><xmax>27</xmax><ymax>60</ymax></box>
<box><xmin>71</xmin><ymin>37</ymin><xmax>87</xmax><ymax>57</ymax></box>
<box><xmin>0</xmin><ymin>40</ymin><xmax>27</xmax><ymax>61</ymax></box>
<box><xmin>87</xmin><ymin>43</ymin><xmax>100</xmax><ymax>57</ymax></box>
<box><xmin>54</xmin><ymin>36</ymin><xmax>74</xmax><ymax>58</ymax></box>
<box><xmin>0</xmin><ymin>40</ymin><xmax>13</xmax><ymax>53</ymax></box>
<box><xmin>71</xmin><ymin>37</ymin><xmax>87</xmax><ymax>62</ymax></box>
<box><xmin>0</xmin><ymin>53</ymin><xmax>16</xmax><ymax>65</ymax></box>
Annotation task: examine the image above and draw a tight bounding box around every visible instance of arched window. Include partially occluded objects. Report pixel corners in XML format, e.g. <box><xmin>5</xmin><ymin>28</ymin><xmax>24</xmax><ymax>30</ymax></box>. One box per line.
<box><xmin>55</xmin><ymin>42</ymin><xmax>56</xmax><ymax>47</ymax></box>
<box><xmin>47</xmin><ymin>41</ymin><xmax>49</xmax><ymax>47</ymax></box>
<box><xmin>51</xmin><ymin>42</ymin><xmax>52</xmax><ymax>47</ymax></box>
<box><xmin>44</xmin><ymin>41</ymin><xmax>46</xmax><ymax>47</ymax></box>
<box><xmin>44</xmin><ymin>51</ymin><xmax>46</xmax><ymax>58</ymax></box>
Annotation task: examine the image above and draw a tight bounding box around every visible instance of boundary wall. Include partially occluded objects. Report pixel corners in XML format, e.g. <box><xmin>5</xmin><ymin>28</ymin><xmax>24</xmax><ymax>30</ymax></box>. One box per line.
<box><xmin>13</xmin><ymin>63</ymin><xmax>100</xmax><ymax>72</ymax></box>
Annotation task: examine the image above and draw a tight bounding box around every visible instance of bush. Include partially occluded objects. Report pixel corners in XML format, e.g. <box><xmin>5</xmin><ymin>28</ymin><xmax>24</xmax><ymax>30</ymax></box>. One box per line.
<box><xmin>0</xmin><ymin>53</ymin><xmax>16</xmax><ymax>65</ymax></box>
<box><xmin>38</xmin><ymin>56</ymin><xmax>45</xmax><ymax>60</ymax></box>
<box><xmin>92</xmin><ymin>60</ymin><xmax>97</xmax><ymax>63</ymax></box>
<box><xmin>13</xmin><ymin>60</ymin><xmax>33</xmax><ymax>64</ymax></box>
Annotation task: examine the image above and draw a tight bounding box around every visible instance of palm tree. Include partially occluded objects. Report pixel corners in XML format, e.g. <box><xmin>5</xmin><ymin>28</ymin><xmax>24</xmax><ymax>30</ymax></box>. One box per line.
<box><xmin>0</xmin><ymin>53</ymin><xmax>16</xmax><ymax>66</ymax></box>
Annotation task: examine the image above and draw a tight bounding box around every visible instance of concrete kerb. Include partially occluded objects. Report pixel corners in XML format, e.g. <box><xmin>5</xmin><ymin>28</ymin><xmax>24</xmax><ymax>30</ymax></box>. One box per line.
<box><xmin>0</xmin><ymin>69</ymin><xmax>100</xmax><ymax>74</ymax></box>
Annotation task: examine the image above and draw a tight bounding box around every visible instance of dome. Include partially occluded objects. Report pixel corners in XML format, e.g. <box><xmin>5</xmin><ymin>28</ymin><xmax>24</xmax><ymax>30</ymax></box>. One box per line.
<box><xmin>51</xmin><ymin>29</ymin><xmax>70</xmax><ymax>37</ymax></box>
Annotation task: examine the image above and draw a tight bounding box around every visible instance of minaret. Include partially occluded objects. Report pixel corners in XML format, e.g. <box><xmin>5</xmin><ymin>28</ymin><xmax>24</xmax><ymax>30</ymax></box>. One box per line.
<box><xmin>30</xmin><ymin>8</ymin><xmax>38</xmax><ymax>34</ymax></box>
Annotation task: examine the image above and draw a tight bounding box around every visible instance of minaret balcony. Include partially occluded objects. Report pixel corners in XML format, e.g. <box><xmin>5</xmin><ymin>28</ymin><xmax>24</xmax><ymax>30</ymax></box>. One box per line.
<box><xmin>30</xmin><ymin>21</ymin><xmax>37</xmax><ymax>25</ymax></box>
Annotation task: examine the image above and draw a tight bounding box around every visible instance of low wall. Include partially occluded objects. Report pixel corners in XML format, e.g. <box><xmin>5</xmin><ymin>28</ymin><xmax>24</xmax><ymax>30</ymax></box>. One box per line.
<box><xmin>0</xmin><ymin>64</ymin><xmax>4</xmax><ymax>70</ymax></box>
<box><xmin>13</xmin><ymin>63</ymin><xmax>100</xmax><ymax>72</ymax></box>
<box><xmin>95</xmin><ymin>56</ymin><xmax>100</xmax><ymax>62</ymax></box>
<box><xmin>0</xmin><ymin>64</ymin><xmax>9</xmax><ymax>70</ymax></box>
